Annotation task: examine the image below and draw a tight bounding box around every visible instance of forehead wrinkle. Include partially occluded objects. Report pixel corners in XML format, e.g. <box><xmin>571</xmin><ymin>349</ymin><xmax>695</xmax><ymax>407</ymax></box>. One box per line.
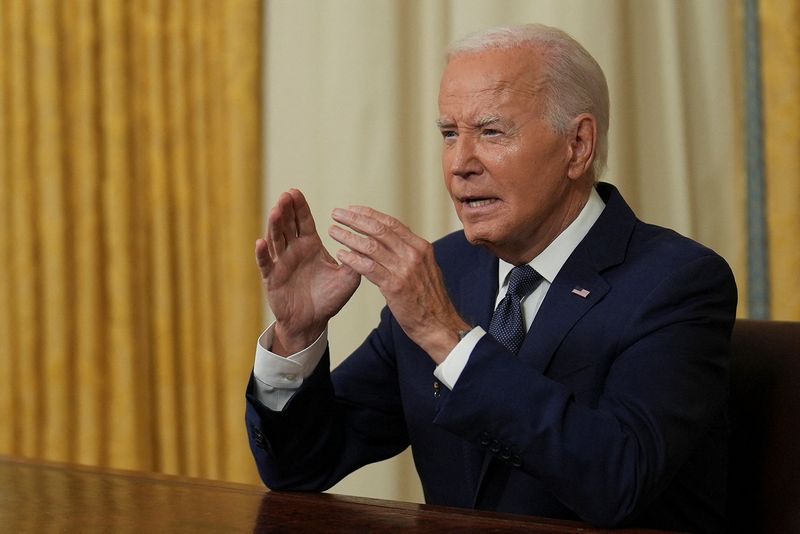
<box><xmin>438</xmin><ymin>97</ymin><xmax>519</xmax><ymax>130</ymax></box>
<box><xmin>494</xmin><ymin>76</ymin><xmax>547</xmax><ymax>102</ymax></box>
<box><xmin>461</xmin><ymin>75</ymin><xmax>545</xmax><ymax>118</ymax></box>
<box><xmin>438</xmin><ymin>69</ymin><xmax>547</xmax><ymax>128</ymax></box>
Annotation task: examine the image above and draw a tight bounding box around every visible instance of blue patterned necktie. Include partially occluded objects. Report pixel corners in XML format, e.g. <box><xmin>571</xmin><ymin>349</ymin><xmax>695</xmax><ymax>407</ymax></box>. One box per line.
<box><xmin>489</xmin><ymin>265</ymin><xmax>543</xmax><ymax>354</ymax></box>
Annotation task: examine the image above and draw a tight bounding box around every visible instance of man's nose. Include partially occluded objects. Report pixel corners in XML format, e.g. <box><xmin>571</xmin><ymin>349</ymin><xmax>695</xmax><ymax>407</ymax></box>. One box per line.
<box><xmin>449</xmin><ymin>136</ymin><xmax>483</xmax><ymax>179</ymax></box>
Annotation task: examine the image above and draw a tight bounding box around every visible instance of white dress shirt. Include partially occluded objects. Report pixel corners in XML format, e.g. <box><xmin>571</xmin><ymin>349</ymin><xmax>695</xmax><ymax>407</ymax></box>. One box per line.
<box><xmin>252</xmin><ymin>188</ymin><xmax>605</xmax><ymax>411</ymax></box>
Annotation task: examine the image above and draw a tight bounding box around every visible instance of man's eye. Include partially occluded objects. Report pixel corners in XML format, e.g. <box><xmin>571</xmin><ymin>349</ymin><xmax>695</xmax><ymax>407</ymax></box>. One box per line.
<box><xmin>441</xmin><ymin>130</ymin><xmax>457</xmax><ymax>140</ymax></box>
<box><xmin>482</xmin><ymin>129</ymin><xmax>502</xmax><ymax>136</ymax></box>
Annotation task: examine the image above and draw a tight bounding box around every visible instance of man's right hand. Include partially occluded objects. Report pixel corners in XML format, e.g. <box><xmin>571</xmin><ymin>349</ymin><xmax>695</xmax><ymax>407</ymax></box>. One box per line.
<box><xmin>256</xmin><ymin>189</ymin><xmax>361</xmax><ymax>356</ymax></box>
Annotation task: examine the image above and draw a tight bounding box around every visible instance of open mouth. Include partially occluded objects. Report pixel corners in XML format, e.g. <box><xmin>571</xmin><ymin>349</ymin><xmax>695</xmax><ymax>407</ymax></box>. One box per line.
<box><xmin>462</xmin><ymin>197</ymin><xmax>498</xmax><ymax>208</ymax></box>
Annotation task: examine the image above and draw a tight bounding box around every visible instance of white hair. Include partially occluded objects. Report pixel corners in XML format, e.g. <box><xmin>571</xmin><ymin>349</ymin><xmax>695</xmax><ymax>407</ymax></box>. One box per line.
<box><xmin>447</xmin><ymin>24</ymin><xmax>610</xmax><ymax>178</ymax></box>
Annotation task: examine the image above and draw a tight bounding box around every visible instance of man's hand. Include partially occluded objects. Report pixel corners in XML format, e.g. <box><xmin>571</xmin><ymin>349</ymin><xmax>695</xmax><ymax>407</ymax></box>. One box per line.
<box><xmin>328</xmin><ymin>206</ymin><xmax>470</xmax><ymax>364</ymax></box>
<box><xmin>256</xmin><ymin>189</ymin><xmax>361</xmax><ymax>356</ymax></box>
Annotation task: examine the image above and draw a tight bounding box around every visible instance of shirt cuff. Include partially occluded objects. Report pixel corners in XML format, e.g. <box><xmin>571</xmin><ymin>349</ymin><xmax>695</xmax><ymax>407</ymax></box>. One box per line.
<box><xmin>433</xmin><ymin>326</ymin><xmax>486</xmax><ymax>390</ymax></box>
<box><xmin>252</xmin><ymin>322</ymin><xmax>328</xmax><ymax>411</ymax></box>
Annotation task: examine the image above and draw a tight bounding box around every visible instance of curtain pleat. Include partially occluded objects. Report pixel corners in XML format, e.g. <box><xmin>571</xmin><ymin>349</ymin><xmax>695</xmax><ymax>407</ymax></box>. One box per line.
<box><xmin>0</xmin><ymin>2</ymin><xmax>9</xmax><ymax>455</ymax></box>
<box><xmin>761</xmin><ymin>0</ymin><xmax>800</xmax><ymax>320</ymax></box>
<box><xmin>0</xmin><ymin>0</ymin><xmax>262</xmax><ymax>483</ymax></box>
<box><xmin>61</xmin><ymin>0</ymin><xmax>105</xmax><ymax>469</ymax></box>
<box><xmin>165</xmin><ymin>0</ymin><xmax>199</xmax><ymax>477</ymax></box>
<box><xmin>4</xmin><ymin>0</ymin><xmax>42</xmax><ymax>460</ymax></box>
<box><xmin>32</xmin><ymin>0</ymin><xmax>72</xmax><ymax>464</ymax></box>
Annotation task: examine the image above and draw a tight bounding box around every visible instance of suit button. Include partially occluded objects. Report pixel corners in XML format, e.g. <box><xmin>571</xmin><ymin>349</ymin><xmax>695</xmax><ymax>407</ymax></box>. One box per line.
<box><xmin>510</xmin><ymin>454</ymin><xmax>522</xmax><ymax>467</ymax></box>
<box><xmin>251</xmin><ymin>425</ymin><xmax>266</xmax><ymax>450</ymax></box>
<box><xmin>479</xmin><ymin>432</ymin><xmax>491</xmax><ymax>447</ymax></box>
<box><xmin>489</xmin><ymin>440</ymin><xmax>502</xmax><ymax>454</ymax></box>
<box><xmin>500</xmin><ymin>447</ymin><xmax>511</xmax><ymax>460</ymax></box>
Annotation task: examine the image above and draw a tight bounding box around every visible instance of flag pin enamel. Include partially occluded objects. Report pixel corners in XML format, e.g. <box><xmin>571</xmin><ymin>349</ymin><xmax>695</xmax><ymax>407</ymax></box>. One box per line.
<box><xmin>571</xmin><ymin>287</ymin><xmax>590</xmax><ymax>298</ymax></box>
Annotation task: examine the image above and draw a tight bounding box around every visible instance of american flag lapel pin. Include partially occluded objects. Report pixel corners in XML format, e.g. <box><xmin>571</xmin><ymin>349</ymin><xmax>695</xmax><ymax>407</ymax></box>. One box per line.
<box><xmin>571</xmin><ymin>287</ymin><xmax>590</xmax><ymax>298</ymax></box>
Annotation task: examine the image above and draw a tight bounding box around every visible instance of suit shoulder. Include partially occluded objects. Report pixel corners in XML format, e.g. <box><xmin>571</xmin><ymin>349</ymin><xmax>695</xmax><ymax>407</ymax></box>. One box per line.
<box><xmin>431</xmin><ymin>229</ymin><xmax>492</xmax><ymax>277</ymax></box>
<box><xmin>433</xmin><ymin>229</ymin><xmax>474</xmax><ymax>257</ymax></box>
<box><xmin>631</xmin><ymin>220</ymin><xmax>728</xmax><ymax>267</ymax></box>
<box><xmin>622</xmin><ymin>222</ymin><xmax>737</xmax><ymax>302</ymax></box>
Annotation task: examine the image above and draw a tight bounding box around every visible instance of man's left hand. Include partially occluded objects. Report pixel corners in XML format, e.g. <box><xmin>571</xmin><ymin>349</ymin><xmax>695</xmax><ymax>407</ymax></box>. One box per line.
<box><xmin>329</xmin><ymin>206</ymin><xmax>471</xmax><ymax>364</ymax></box>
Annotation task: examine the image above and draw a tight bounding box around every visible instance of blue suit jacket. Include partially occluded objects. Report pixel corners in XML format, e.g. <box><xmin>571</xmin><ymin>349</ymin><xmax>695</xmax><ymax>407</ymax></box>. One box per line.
<box><xmin>246</xmin><ymin>183</ymin><xmax>737</xmax><ymax>532</ymax></box>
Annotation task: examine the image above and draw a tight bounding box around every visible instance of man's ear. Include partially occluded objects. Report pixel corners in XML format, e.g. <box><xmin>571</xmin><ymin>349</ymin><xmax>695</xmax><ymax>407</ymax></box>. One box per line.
<box><xmin>566</xmin><ymin>114</ymin><xmax>597</xmax><ymax>180</ymax></box>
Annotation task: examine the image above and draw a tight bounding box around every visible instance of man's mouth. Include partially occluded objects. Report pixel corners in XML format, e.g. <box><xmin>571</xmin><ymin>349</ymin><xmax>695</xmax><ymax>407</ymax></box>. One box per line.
<box><xmin>462</xmin><ymin>197</ymin><xmax>498</xmax><ymax>208</ymax></box>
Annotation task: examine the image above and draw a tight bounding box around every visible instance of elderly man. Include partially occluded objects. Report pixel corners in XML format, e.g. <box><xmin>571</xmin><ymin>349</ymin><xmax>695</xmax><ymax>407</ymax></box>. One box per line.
<box><xmin>246</xmin><ymin>24</ymin><xmax>736</xmax><ymax>532</ymax></box>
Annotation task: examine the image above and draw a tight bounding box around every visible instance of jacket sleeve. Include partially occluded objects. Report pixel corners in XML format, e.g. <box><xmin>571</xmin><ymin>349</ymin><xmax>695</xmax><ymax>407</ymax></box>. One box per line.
<box><xmin>245</xmin><ymin>306</ymin><xmax>410</xmax><ymax>491</ymax></box>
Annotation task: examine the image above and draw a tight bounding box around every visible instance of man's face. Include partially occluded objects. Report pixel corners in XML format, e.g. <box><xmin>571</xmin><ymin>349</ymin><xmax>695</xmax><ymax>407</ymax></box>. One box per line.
<box><xmin>438</xmin><ymin>47</ymin><xmax>582</xmax><ymax>264</ymax></box>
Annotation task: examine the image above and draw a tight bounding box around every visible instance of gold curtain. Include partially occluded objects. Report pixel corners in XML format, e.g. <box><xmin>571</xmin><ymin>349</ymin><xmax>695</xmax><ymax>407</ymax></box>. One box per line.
<box><xmin>761</xmin><ymin>0</ymin><xmax>800</xmax><ymax>320</ymax></box>
<box><xmin>0</xmin><ymin>0</ymin><xmax>262</xmax><ymax>484</ymax></box>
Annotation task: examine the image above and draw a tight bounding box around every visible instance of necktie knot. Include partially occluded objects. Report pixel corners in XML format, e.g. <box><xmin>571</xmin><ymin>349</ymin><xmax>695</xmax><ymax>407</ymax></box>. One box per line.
<box><xmin>488</xmin><ymin>265</ymin><xmax>543</xmax><ymax>354</ymax></box>
<box><xmin>506</xmin><ymin>265</ymin><xmax>542</xmax><ymax>301</ymax></box>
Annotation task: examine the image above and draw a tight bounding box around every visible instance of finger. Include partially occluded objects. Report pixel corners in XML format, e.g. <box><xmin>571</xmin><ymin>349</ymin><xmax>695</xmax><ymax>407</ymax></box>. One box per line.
<box><xmin>266</xmin><ymin>226</ymin><xmax>278</xmax><ymax>260</ymax></box>
<box><xmin>332</xmin><ymin>208</ymin><xmax>429</xmax><ymax>269</ymax></box>
<box><xmin>335</xmin><ymin>249</ymin><xmax>388</xmax><ymax>287</ymax></box>
<box><xmin>334</xmin><ymin>206</ymin><xmax>428</xmax><ymax>254</ymax></box>
<box><xmin>268</xmin><ymin>202</ymin><xmax>288</xmax><ymax>255</ymax></box>
<box><xmin>328</xmin><ymin>224</ymin><xmax>384</xmax><ymax>262</ymax></box>
<box><xmin>331</xmin><ymin>208</ymin><xmax>406</xmax><ymax>253</ymax></box>
<box><xmin>289</xmin><ymin>188</ymin><xmax>318</xmax><ymax>237</ymax></box>
<box><xmin>279</xmin><ymin>192</ymin><xmax>299</xmax><ymax>240</ymax></box>
<box><xmin>269</xmin><ymin>191</ymin><xmax>303</xmax><ymax>255</ymax></box>
<box><xmin>347</xmin><ymin>205</ymin><xmax>426</xmax><ymax>247</ymax></box>
<box><xmin>255</xmin><ymin>238</ymin><xmax>272</xmax><ymax>279</ymax></box>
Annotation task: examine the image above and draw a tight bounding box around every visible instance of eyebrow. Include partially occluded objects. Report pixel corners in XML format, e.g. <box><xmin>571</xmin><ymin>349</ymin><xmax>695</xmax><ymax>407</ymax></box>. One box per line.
<box><xmin>476</xmin><ymin>115</ymin><xmax>501</xmax><ymax>127</ymax></box>
<box><xmin>435</xmin><ymin>115</ymin><xmax>502</xmax><ymax>129</ymax></box>
<box><xmin>435</xmin><ymin>118</ymin><xmax>454</xmax><ymax>129</ymax></box>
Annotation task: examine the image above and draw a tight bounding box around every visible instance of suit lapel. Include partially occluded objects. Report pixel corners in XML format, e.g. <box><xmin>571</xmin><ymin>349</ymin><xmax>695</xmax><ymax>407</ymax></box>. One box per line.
<box><xmin>518</xmin><ymin>183</ymin><xmax>634</xmax><ymax>373</ymax></box>
<box><xmin>519</xmin><ymin>254</ymin><xmax>609</xmax><ymax>373</ymax></box>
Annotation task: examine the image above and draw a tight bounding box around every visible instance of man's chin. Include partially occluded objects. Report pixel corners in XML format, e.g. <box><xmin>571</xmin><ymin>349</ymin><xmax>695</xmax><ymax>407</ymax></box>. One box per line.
<box><xmin>463</xmin><ymin>229</ymin><xmax>495</xmax><ymax>249</ymax></box>
<box><xmin>463</xmin><ymin>228</ymin><xmax>519</xmax><ymax>262</ymax></box>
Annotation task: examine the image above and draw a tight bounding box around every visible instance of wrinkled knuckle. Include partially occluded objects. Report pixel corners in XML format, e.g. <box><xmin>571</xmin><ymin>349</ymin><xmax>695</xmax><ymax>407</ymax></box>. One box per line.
<box><xmin>364</xmin><ymin>237</ymin><xmax>379</xmax><ymax>254</ymax></box>
<box><xmin>373</xmin><ymin>222</ymin><xmax>387</xmax><ymax>237</ymax></box>
<box><xmin>365</xmin><ymin>258</ymin><xmax>379</xmax><ymax>274</ymax></box>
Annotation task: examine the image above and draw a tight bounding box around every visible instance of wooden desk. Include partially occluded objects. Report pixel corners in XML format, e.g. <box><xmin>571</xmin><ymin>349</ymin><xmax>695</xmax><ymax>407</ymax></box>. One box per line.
<box><xmin>0</xmin><ymin>456</ymin><xmax>677</xmax><ymax>532</ymax></box>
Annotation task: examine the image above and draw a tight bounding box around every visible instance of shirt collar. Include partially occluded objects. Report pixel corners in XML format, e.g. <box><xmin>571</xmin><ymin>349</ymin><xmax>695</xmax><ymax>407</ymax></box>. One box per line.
<box><xmin>498</xmin><ymin>186</ymin><xmax>606</xmax><ymax>289</ymax></box>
